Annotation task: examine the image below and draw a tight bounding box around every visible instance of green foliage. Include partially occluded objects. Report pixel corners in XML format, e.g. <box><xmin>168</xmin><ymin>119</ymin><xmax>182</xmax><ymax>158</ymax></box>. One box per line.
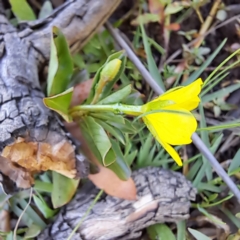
<box><xmin>24</xmin><ymin>224</ymin><xmax>42</xmax><ymax>239</ymax></box>
<box><xmin>140</xmin><ymin>23</ymin><xmax>165</xmax><ymax>90</ymax></box>
<box><xmin>147</xmin><ymin>224</ymin><xmax>176</xmax><ymax>240</ymax></box>
<box><xmin>39</xmin><ymin>1</ymin><xmax>53</xmax><ymax>19</ymax></box>
<box><xmin>9</xmin><ymin>0</ymin><xmax>36</xmax><ymax>21</ymax></box>
<box><xmin>51</xmin><ymin>172</ymin><xmax>79</xmax><ymax>208</ymax></box>
<box><xmin>188</xmin><ymin>228</ymin><xmax>211</xmax><ymax>240</ymax></box>
<box><xmin>98</xmin><ymin>84</ymin><xmax>132</xmax><ymax>104</ymax></box>
<box><xmin>43</xmin><ymin>87</ymin><xmax>73</xmax><ymax>122</ymax></box>
<box><xmin>47</xmin><ymin>26</ymin><xmax>73</xmax><ymax>96</ymax></box>
<box><xmin>85</xmin><ymin>116</ymin><xmax>114</xmax><ymax>166</ymax></box>
<box><xmin>86</xmin><ymin>51</ymin><xmax>127</xmax><ymax>104</ymax></box>
<box><xmin>10</xmin><ymin>196</ymin><xmax>46</xmax><ymax>229</ymax></box>
<box><xmin>33</xmin><ymin>194</ymin><xmax>57</xmax><ymax>219</ymax></box>
<box><xmin>79</xmin><ymin>116</ymin><xmax>132</xmax><ymax>180</ymax></box>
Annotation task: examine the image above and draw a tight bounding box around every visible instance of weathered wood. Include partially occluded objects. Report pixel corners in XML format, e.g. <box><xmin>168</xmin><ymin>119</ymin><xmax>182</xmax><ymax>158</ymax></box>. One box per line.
<box><xmin>38</xmin><ymin>167</ymin><xmax>197</xmax><ymax>240</ymax></box>
<box><xmin>0</xmin><ymin>0</ymin><xmax>121</xmax><ymax>191</ymax></box>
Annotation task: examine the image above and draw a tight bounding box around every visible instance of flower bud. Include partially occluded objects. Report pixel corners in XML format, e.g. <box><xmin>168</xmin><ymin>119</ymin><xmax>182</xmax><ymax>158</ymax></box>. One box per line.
<box><xmin>99</xmin><ymin>59</ymin><xmax>122</xmax><ymax>83</ymax></box>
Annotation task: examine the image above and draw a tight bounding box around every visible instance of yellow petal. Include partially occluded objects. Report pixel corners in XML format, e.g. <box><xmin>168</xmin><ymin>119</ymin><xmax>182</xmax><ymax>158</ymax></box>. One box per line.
<box><xmin>143</xmin><ymin>117</ymin><xmax>183</xmax><ymax>166</ymax></box>
<box><xmin>154</xmin><ymin>78</ymin><xmax>203</xmax><ymax>111</ymax></box>
<box><xmin>160</xmin><ymin>140</ymin><xmax>183</xmax><ymax>166</ymax></box>
<box><xmin>143</xmin><ymin>107</ymin><xmax>197</xmax><ymax>145</ymax></box>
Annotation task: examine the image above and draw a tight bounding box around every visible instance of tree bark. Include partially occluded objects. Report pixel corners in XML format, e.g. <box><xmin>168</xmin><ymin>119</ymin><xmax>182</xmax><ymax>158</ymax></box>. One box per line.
<box><xmin>0</xmin><ymin>0</ymin><xmax>120</xmax><ymax>192</ymax></box>
<box><xmin>38</xmin><ymin>167</ymin><xmax>196</xmax><ymax>240</ymax></box>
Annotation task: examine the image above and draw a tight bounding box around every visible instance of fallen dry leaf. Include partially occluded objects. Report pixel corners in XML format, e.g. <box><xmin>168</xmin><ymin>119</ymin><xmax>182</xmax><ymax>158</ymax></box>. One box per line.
<box><xmin>0</xmin><ymin>210</ymin><xmax>10</xmax><ymax>232</ymax></box>
<box><xmin>148</xmin><ymin>0</ymin><xmax>163</xmax><ymax>15</ymax></box>
<box><xmin>0</xmin><ymin>155</ymin><xmax>33</xmax><ymax>190</ymax></box>
<box><xmin>89</xmin><ymin>165</ymin><xmax>137</xmax><ymax>200</ymax></box>
<box><xmin>71</xmin><ymin>79</ymin><xmax>93</xmax><ymax>106</ymax></box>
<box><xmin>1</xmin><ymin>137</ymin><xmax>77</xmax><ymax>180</ymax></box>
<box><xmin>165</xmin><ymin>23</ymin><xmax>180</xmax><ymax>31</ymax></box>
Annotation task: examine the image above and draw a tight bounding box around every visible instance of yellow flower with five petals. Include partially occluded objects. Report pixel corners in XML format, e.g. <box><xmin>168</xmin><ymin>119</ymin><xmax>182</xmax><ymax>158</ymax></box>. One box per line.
<box><xmin>141</xmin><ymin>78</ymin><xmax>203</xmax><ymax>166</ymax></box>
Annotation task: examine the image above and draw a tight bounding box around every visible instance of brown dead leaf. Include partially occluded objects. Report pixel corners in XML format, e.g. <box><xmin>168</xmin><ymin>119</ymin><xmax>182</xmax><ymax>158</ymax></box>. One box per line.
<box><xmin>0</xmin><ymin>210</ymin><xmax>10</xmax><ymax>232</ymax></box>
<box><xmin>71</xmin><ymin>79</ymin><xmax>93</xmax><ymax>106</ymax></box>
<box><xmin>0</xmin><ymin>155</ymin><xmax>33</xmax><ymax>190</ymax></box>
<box><xmin>89</xmin><ymin>165</ymin><xmax>137</xmax><ymax>200</ymax></box>
<box><xmin>165</xmin><ymin>23</ymin><xmax>180</xmax><ymax>31</ymax></box>
<box><xmin>1</xmin><ymin>137</ymin><xmax>77</xmax><ymax>180</ymax></box>
<box><xmin>148</xmin><ymin>0</ymin><xmax>165</xmax><ymax>24</ymax></box>
<box><xmin>148</xmin><ymin>0</ymin><xmax>163</xmax><ymax>15</ymax></box>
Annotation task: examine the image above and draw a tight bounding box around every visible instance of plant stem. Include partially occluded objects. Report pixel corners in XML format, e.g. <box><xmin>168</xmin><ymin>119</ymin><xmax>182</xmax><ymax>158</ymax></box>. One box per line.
<box><xmin>70</xmin><ymin>104</ymin><xmax>143</xmax><ymax>116</ymax></box>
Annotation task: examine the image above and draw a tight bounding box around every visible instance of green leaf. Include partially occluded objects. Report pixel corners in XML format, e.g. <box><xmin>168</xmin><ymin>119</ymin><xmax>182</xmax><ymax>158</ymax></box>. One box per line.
<box><xmin>136</xmin><ymin>133</ymin><xmax>153</xmax><ymax>168</ymax></box>
<box><xmin>186</xmin><ymin>159</ymin><xmax>202</xmax><ymax>181</ymax></box>
<box><xmin>94</xmin><ymin>118</ymin><xmax>125</xmax><ymax>145</ymax></box>
<box><xmin>197</xmin><ymin>120</ymin><xmax>240</xmax><ymax>132</ymax></box>
<box><xmin>140</xmin><ymin>23</ymin><xmax>165</xmax><ymax>91</ymax></box>
<box><xmin>107</xmin><ymin>139</ymin><xmax>131</xmax><ymax>180</ymax></box>
<box><xmin>10</xmin><ymin>198</ymin><xmax>46</xmax><ymax>229</ymax></box>
<box><xmin>90</xmin><ymin>112</ymin><xmax>125</xmax><ymax>124</ymax></box>
<box><xmin>132</xmin><ymin>13</ymin><xmax>160</xmax><ymax>25</ymax></box>
<box><xmin>193</xmin><ymin>104</ymin><xmax>212</xmax><ymax>186</ymax></box>
<box><xmin>177</xmin><ymin>221</ymin><xmax>186</xmax><ymax>240</ymax></box>
<box><xmin>85</xmin><ymin>116</ymin><xmax>112</xmax><ymax>165</ymax></box>
<box><xmin>228</xmin><ymin>148</ymin><xmax>240</xmax><ymax>174</ymax></box>
<box><xmin>202</xmin><ymin>82</ymin><xmax>240</xmax><ymax>103</ymax></box>
<box><xmin>103</xmin><ymin>148</ymin><xmax>117</xmax><ymax>167</ymax></box>
<box><xmin>197</xmin><ymin>183</ymin><xmax>222</xmax><ymax>193</ymax></box>
<box><xmin>165</xmin><ymin>3</ymin><xmax>183</xmax><ymax>15</ymax></box>
<box><xmin>43</xmin><ymin>87</ymin><xmax>73</xmax><ymax>122</ymax></box>
<box><xmin>80</xmin><ymin>119</ymin><xmax>117</xmax><ymax>167</ymax></box>
<box><xmin>24</xmin><ymin>224</ymin><xmax>41</xmax><ymax>239</ymax></box>
<box><xmin>86</xmin><ymin>51</ymin><xmax>126</xmax><ymax>103</ymax></box>
<box><xmin>39</xmin><ymin>1</ymin><xmax>53</xmax><ymax>19</ymax></box>
<box><xmin>9</xmin><ymin>0</ymin><xmax>36</xmax><ymax>21</ymax></box>
<box><xmin>47</xmin><ymin>26</ymin><xmax>73</xmax><ymax>96</ymax></box>
<box><xmin>188</xmin><ymin>228</ymin><xmax>211</xmax><ymax>240</ymax></box>
<box><xmin>51</xmin><ymin>172</ymin><xmax>79</xmax><ymax>208</ymax></box>
<box><xmin>107</xmin><ymin>119</ymin><xmax>138</xmax><ymax>134</ymax></box>
<box><xmin>34</xmin><ymin>180</ymin><xmax>53</xmax><ymax>193</ymax></box>
<box><xmin>98</xmin><ymin>84</ymin><xmax>132</xmax><ymax>104</ymax></box>
<box><xmin>148</xmin><ymin>37</ymin><xmax>165</xmax><ymax>55</ymax></box>
<box><xmin>147</xmin><ymin>224</ymin><xmax>176</xmax><ymax>240</ymax></box>
<box><xmin>221</xmin><ymin>208</ymin><xmax>240</xmax><ymax>229</ymax></box>
<box><xmin>125</xmin><ymin>149</ymin><xmax>138</xmax><ymax>166</ymax></box>
<box><xmin>33</xmin><ymin>194</ymin><xmax>58</xmax><ymax>219</ymax></box>
<box><xmin>79</xmin><ymin>120</ymin><xmax>102</xmax><ymax>163</ymax></box>
<box><xmin>5</xmin><ymin>232</ymin><xmax>12</xmax><ymax>240</ymax></box>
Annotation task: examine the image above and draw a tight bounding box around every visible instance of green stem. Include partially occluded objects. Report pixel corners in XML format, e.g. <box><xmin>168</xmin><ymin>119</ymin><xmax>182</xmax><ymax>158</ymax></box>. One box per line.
<box><xmin>69</xmin><ymin>103</ymin><xmax>143</xmax><ymax>116</ymax></box>
<box><xmin>67</xmin><ymin>190</ymin><xmax>103</xmax><ymax>240</ymax></box>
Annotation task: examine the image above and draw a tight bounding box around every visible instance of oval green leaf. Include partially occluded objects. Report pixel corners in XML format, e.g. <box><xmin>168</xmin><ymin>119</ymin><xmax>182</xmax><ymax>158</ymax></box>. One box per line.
<box><xmin>47</xmin><ymin>26</ymin><xmax>73</xmax><ymax>96</ymax></box>
<box><xmin>51</xmin><ymin>172</ymin><xmax>79</xmax><ymax>208</ymax></box>
<box><xmin>33</xmin><ymin>194</ymin><xmax>58</xmax><ymax>219</ymax></box>
<box><xmin>107</xmin><ymin>139</ymin><xmax>131</xmax><ymax>180</ymax></box>
<box><xmin>43</xmin><ymin>87</ymin><xmax>73</xmax><ymax>122</ymax></box>
<box><xmin>9</xmin><ymin>0</ymin><xmax>36</xmax><ymax>21</ymax></box>
<box><xmin>98</xmin><ymin>84</ymin><xmax>132</xmax><ymax>104</ymax></box>
<box><xmin>85</xmin><ymin>116</ymin><xmax>112</xmax><ymax>164</ymax></box>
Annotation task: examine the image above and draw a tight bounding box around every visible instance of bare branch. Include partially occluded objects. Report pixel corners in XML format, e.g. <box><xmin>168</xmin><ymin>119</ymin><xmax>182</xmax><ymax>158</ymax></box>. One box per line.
<box><xmin>38</xmin><ymin>167</ymin><xmax>196</xmax><ymax>240</ymax></box>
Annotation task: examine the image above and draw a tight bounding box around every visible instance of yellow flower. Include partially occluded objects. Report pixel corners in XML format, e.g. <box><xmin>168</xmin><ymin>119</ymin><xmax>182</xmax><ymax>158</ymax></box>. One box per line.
<box><xmin>142</xmin><ymin>78</ymin><xmax>203</xmax><ymax>166</ymax></box>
